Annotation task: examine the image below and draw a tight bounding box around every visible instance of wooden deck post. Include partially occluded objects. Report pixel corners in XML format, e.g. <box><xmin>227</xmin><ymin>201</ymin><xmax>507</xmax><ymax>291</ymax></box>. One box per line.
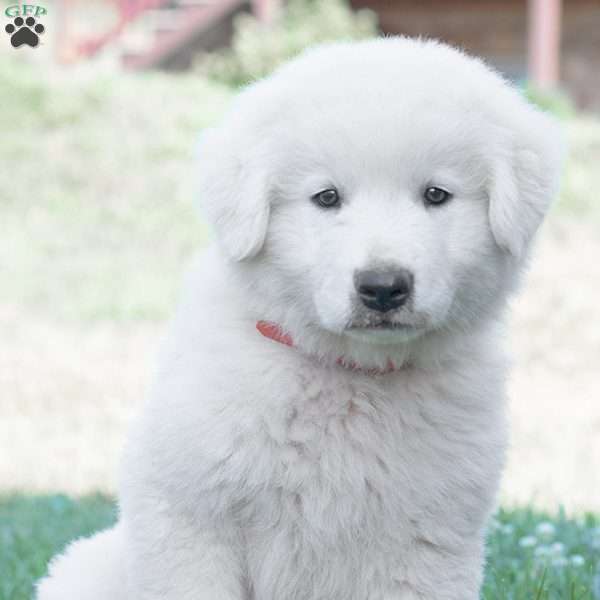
<box><xmin>528</xmin><ymin>0</ymin><xmax>562</xmax><ymax>89</ymax></box>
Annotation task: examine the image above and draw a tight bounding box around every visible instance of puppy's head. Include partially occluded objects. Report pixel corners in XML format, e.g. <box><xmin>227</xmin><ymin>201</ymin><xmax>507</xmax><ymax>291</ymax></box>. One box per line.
<box><xmin>198</xmin><ymin>38</ymin><xmax>564</xmax><ymax>346</ymax></box>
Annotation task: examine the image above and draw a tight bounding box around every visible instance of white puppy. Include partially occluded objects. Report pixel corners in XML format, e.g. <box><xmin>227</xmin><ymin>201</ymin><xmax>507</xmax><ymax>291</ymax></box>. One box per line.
<box><xmin>38</xmin><ymin>38</ymin><xmax>563</xmax><ymax>600</ymax></box>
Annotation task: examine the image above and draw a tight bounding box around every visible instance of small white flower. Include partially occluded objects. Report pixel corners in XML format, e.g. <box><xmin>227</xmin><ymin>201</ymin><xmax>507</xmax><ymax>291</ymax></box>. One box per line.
<box><xmin>519</xmin><ymin>535</ymin><xmax>538</xmax><ymax>549</ymax></box>
<box><xmin>570</xmin><ymin>555</ymin><xmax>585</xmax><ymax>568</ymax></box>
<box><xmin>550</xmin><ymin>542</ymin><xmax>565</xmax><ymax>557</ymax></box>
<box><xmin>501</xmin><ymin>524</ymin><xmax>514</xmax><ymax>536</ymax></box>
<box><xmin>535</xmin><ymin>521</ymin><xmax>556</xmax><ymax>542</ymax></box>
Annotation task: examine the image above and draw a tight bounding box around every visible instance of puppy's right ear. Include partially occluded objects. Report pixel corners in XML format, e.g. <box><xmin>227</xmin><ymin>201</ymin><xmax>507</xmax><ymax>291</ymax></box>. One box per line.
<box><xmin>196</xmin><ymin>127</ymin><xmax>270</xmax><ymax>262</ymax></box>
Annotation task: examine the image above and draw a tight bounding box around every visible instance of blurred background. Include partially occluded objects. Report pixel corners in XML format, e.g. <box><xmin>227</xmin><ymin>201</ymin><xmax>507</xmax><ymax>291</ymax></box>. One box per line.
<box><xmin>1</xmin><ymin>0</ymin><xmax>599</xmax><ymax>513</ymax></box>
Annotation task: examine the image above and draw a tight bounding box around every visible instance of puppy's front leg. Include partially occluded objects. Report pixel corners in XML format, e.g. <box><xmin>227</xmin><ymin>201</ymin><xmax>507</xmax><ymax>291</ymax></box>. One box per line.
<box><xmin>125</xmin><ymin>501</ymin><xmax>247</xmax><ymax>600</ymax></box>
<box><xmin>379</xmin><ymin>540</ymin><xmax>484</xmax><ymax>600</ymax></box>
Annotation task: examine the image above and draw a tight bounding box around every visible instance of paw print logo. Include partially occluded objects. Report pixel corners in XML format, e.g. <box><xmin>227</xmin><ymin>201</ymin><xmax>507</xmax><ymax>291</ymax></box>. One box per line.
<box><xmin>5</xmin><ymin>16</ymin><xmax>45</xmax><ymax>48</ymax></box>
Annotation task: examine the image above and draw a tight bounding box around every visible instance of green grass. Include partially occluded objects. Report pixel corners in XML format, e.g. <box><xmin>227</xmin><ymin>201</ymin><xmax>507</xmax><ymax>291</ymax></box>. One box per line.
<box><xmin>1</xmin><ymin>496</ymin><xmax>599</xmax><ymax>600</ymax></box>
<box><xmin>0</xmin><ymin>495</ymin><xmax>116</xmax><ymax>600</ymax></box>
<box><xmin>483</xmin><ymin>509</ymin><xmax>600</xmax><ymax>599</ymax></box>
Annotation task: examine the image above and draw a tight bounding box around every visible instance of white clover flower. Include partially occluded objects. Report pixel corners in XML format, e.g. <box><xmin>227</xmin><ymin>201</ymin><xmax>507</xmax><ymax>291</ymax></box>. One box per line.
<box><xmin>501</xmin><ymin>524</ymin><xmax>515</xmax><ymax>536</ymax></box>
<box><xmin>535</xmin><ymin>521</ymin><xmax>556</xmax><ymax>542</ymax></box>
<box><xmin>570</xmin><ymin>555</ymin><xmax>585</xmax><ymax>568</ymax></box>
<box><xmin>518</xmin><ymin>535</ymin><xmax>538</xmax><ymax>549</ymax></box>
<box><xmin>551</xmin><ymin>556</ymin><xmax>568</xmax><ymax>569</ymax></box>
<box><xmin>550</xmin><ymin>542</ymin><xmax>565</xmax><ymax>557</ymax></box>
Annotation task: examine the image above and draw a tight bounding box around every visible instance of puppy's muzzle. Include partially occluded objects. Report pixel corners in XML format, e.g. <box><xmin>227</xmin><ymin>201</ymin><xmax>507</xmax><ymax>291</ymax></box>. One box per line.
<box><xmin>354</xmin><ymin>268</ymin><xmax>413</xmax><ymax>313</ymax></box>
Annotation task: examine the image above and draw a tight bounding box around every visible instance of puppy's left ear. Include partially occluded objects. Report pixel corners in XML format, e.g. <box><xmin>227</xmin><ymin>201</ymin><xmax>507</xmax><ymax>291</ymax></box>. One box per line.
<box><xmin>196</xmin><ymin>127</ymin><xmax>271</xmax><ymax>262</ymax></box>
<box><xmin>489</xmin><ymin>105</ymin><xmax>565</xmax><ymax>259</ymax></box>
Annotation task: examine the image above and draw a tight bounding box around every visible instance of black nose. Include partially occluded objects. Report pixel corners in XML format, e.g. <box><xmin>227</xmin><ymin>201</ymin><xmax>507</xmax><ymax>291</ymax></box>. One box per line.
<box><xmin>354</xmin><ymin>268</ymin><xmax>413</xmax><ymax>313</ymax></box>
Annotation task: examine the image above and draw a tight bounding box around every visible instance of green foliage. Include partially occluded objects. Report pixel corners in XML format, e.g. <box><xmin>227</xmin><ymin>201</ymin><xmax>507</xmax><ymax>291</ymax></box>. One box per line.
<box><xmin>197</xmin><ymin>0</ymin><xmax>378</xmax><ymax>87</ymax></box>
<box><xmin>0</xmin><ymin>56</ymin><xmax>108</xmax><ymax>133</ymax></box>
<box><xmin>525</xmin><ymin>85</ymin><xmax>577</xmax><ymax>120</ymax></box>
<box><xmin>557</xmin><ymin>117</ymin><xmax>600</xmax><ymax>216</ymax></box>
<box><xmin>2</xmin><ymin>496</ymin><xmax>600</xmax><ymax>600</ymax></box>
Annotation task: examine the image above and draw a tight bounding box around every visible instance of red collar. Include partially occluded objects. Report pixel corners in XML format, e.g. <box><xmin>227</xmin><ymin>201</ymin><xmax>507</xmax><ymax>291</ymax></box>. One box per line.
<box><xmin>256</xmin><ymin>320</ymin><xmax>398</xmax><ymax>376</ymax></box>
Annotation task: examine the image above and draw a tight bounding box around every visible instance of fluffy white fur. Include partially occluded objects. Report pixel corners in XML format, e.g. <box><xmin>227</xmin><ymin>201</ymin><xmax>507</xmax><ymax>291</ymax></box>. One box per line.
<box><xmin>37</xmin><ymin>38</ymin><xmax>563</xmax><ymax>600</ymax></box>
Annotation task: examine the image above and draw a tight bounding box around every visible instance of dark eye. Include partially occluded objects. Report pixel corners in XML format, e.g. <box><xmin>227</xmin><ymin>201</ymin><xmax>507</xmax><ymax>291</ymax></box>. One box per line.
<box><xmin>424</xmin><ymin>186</ymin><xmax>452</xmax><ymax>206</ymax></box>
<box><xmin>312</xmin><ymin>188</ymin><xmax>340</xmax><ymax>208</ymax></box>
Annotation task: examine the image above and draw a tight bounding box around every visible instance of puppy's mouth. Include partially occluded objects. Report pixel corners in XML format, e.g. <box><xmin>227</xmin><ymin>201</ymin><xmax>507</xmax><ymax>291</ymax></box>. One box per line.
<box><xmin>344</xmin><ymin>317</ymin><xmax>427</xmax><ymax>344</ymax></box>
<box><xmin>348</xmin><ymin>322</ymin><xmax>417</xmax><ymax>331</ymax></box>
<box><xmin>347</xmin><ymin>313</ymin><xmax>428</xmax><ymax>331</ymax></box>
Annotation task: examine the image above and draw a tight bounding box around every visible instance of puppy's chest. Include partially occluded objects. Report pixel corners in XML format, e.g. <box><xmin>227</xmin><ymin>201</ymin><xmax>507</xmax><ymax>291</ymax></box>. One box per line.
<box><xmin>251</xmin><ymin>370</ymin><xmax>417</xmax><ymax>533</ymax></box>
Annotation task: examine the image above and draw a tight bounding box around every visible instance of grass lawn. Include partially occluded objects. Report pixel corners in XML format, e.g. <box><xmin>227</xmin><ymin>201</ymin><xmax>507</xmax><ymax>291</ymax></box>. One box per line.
<box><xmin>0</xmin><ymin>496</ymin><xmax>116</xmax><ymax>600</ymax></box>
<box><xmin>1</xmin><ymin>495</ymin><xmax>599</xmax><ymax>600</ymax></box>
